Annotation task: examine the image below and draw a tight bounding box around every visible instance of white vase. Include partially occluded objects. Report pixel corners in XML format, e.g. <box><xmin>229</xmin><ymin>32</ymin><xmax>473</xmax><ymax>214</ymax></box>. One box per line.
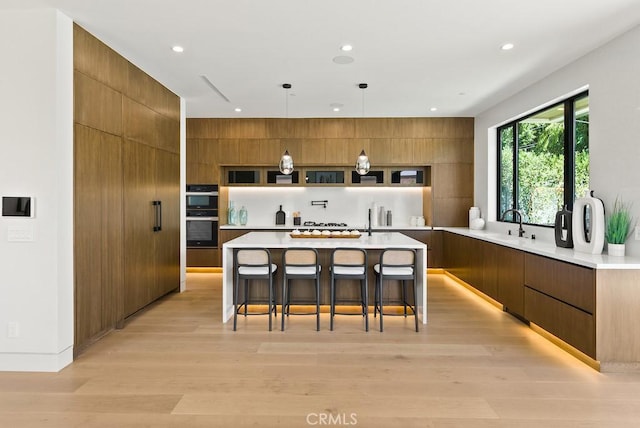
<box><xmin>608</xmin><ymin>243</ymin><xmax>626</xmax><ymax>257</ymax></box>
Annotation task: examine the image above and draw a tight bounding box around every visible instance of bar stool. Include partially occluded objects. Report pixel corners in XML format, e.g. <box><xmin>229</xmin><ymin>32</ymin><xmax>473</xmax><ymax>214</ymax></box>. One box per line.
<box><xmin>329</xmin><ymin>248</ymin><xmax>368</xmax><ymax>331</ymax></box>
<box><xmin>281</xmin><ymin>248</ymin><xmax>321</xmax><ymax>331</ymax></box>
<box><xmin>374</xmin><ymin>248</ymin><xmax>418</xmax><ymax>332</ymax></box>
<box><xmin>233</xmin><ymin>248</ymin><xmax>278</xmax><ymax>331</ymax></box>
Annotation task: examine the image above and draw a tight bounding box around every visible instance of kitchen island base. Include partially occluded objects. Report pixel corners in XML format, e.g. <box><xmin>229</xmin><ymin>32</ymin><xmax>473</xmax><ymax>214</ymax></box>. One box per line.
<box><xmin>222</xmin><ymin>232</ymin><xmax>427</xmax><ymax>325</ymax></box>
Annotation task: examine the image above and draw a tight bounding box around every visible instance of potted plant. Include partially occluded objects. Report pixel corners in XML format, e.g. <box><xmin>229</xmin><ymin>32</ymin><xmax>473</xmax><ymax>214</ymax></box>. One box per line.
<box><xmin>606</xmin><ymin>196</ymin><xmax>634</xmax><ymax>256</ymax></box>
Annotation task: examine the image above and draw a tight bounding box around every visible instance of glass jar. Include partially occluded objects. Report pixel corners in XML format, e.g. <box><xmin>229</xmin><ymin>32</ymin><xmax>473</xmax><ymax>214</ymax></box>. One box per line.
<box><xmin>228</xmin><ymin>201</ymin><xmax>237</xmax><ymax>225</ymax></box>
<box><xmin>239</xmin><ymin>206</ymin><xmax>248</xmax><ymax>226</ymax></box>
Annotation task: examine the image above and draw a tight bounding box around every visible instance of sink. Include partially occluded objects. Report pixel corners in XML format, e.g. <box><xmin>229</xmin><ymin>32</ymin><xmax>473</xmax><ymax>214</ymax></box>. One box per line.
<box><xmin>482</xmin><ymin>232</ymin><xmax>533</xmax><ymax>246</ymax></box>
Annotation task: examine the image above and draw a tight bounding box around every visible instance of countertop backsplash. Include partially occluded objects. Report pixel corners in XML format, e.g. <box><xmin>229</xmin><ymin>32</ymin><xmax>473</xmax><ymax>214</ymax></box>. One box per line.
<box><xmin>226</xmin><ymin>187</ymin><xmax>424</xmax><ymax>228</ymax></box>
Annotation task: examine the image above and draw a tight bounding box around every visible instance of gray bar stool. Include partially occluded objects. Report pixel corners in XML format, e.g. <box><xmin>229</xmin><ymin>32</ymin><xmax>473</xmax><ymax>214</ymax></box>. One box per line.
<box><xmin>281</xmin><ymin>248</ymin><xmax>321</xmax><ymax>331</ymax></box>
<box><xmin>374</xmin><ymin>248</ymin><xmax>418</xmax><ymax>332</ymax></box>
<box><xmin>233</xmin><ymin>248</ymin><xmax>278</xmax><ymax>331</ymax></box>
<box><xmin>330</xmin><ymin>248</ymin><xmax>369</xmax><ymax>331</ymax></box>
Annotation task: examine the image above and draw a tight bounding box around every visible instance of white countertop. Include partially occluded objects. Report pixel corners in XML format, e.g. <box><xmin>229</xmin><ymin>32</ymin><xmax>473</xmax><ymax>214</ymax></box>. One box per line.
<box><xmin>444</xmin><ymin>227</ymin><xmax>640</xmax><ymax>270</ymax></box>
<box><xmin>220</xmin><ymin>224</ymin><xmax>433</xmax><ymax>231</ymax></box>
<box><xmin>222</xmin><ymin>231</ymin><xmax>427</xmax><ymax>250</ymax></box>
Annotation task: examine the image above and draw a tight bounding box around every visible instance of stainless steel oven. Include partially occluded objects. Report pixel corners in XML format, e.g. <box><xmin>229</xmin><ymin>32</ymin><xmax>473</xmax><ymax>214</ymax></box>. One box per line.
<box><xmin>186</xmin><ymin>209</ymin><xmax>219</xmax><ymax>247</ymax></box>
<box><xmin>186</xmin><ymin>184</ymin><xmax>218</xmax><ymax>210</ymax></box>
<box><xmin>186</xmin><ymin>184</ymin><xmax>219</xmax><ymax>248</ymax></box>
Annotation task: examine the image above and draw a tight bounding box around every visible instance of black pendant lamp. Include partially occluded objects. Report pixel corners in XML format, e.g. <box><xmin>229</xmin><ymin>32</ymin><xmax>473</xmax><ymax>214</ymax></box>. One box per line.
<box><xmin>355</xmin><ymin>83</ymin><xmax>370</xmax><ymax>175</ymax></box>
<box><xmin>279</xmin><ymin>83</ymin><xmax>294</xmax><ymax>175</ymax></box>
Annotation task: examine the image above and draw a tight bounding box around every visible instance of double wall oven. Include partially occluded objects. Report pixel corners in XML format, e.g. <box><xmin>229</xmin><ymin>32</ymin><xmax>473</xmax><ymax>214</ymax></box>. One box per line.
<box><xmin>186</xmin><ymin>184</ymin><xmax>219</xmax><ymax>248</ymax></box>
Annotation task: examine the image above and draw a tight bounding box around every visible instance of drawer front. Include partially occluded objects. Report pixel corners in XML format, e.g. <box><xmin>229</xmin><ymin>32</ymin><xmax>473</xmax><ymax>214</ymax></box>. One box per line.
<box><xmin>524</xmin><ymin>253</ymin><xmax>595</xmax><ymax>314</ymax></box>
<box><xmin>525</xmin><ymin>287</ymin><xmax>595</xmax><ymax>358</ymax></box>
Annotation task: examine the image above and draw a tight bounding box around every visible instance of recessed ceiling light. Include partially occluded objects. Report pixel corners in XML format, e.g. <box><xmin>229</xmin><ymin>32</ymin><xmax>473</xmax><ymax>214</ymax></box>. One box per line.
<box><xmin>172</xmin><ymin>45</ymin><xmax>184</xmax><ymax>53</ymax></box>
<box><xmin>501</xmin><ymin>43</ymin><xmax>514</xmax><ymax>51</ymax></box>
<box><xmin>234</xmin><ymin>107</ymin><xmax>242</xmax><ymax>112</ymax></box>
<box><xmin>430</xmin><ymin>107</ymin><xmax>438</xmax><ymax>112</ymax></box>
<box><xmin>333</xmin><ymin>107</ymin><xmax>340</xmax><ymax>112</ymax></box>
<box><xmin>340</xmin><ymin>44</ymin><xmax>353</xmax><ymax>52</ymax></box>
<box><xmin>333</xmin><ymin>55</ymin><xmax>354</xmax><ymax>64</ymax></box>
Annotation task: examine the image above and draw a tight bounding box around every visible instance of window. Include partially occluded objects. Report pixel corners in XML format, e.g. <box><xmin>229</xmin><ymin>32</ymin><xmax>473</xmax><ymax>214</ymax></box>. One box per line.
<box><xmin>498</xmin><ymin>92</ymin><xmax>589</xmax><ymax>226</ymax></box>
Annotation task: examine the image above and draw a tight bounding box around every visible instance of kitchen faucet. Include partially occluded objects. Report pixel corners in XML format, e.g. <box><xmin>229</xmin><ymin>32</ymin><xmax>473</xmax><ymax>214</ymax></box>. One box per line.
<box><xmin>501</xmin><ymin>208</ymin><xmax>526</xmax><ymax>237</ymax></box>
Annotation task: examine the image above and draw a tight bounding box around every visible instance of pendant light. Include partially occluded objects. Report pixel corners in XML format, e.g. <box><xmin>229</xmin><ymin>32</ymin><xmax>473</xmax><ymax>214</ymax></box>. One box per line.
<box><xmin>279</xmin><ymin>83</ymin><xmax>294</xmax><ymax>175</ymax></box>
<box><xmin>355</xmin><ymin>83</ymin><xmax>370</xmax><ymax>175</ymax></box>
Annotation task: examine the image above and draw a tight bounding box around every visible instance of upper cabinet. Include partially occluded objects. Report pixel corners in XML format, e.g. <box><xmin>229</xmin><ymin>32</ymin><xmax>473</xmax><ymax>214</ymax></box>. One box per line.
<box><xmin>222</xmin><ymin>166</ymin><xmax>429</xmax><ymax>187</ymax></box>
<box><xmin>305</xmin><ymin>170</ymin><xmax>345</xmax><ymax>185</ymax></box>
<box><xmin>390</xmin><ymin>168</ymin><xmax>429</xmax><ymax>185</ymax></box>
<box><xmin>187</xmin><ymin>118</ymin><xmax>472</xmax><ymax>226</ymax></box>
<box><xmin>351</xmin><ymin>170</ymin><xmax>384</xmax><ymax>185</ymax></box>
<box><xmin>225</xmin><ymin>168</ymin><xmax>261</xmax><ymax>185</ymax></box>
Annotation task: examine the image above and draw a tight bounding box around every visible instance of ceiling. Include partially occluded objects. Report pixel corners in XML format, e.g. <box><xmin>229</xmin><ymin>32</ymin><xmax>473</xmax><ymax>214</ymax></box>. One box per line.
<box><xmin>4</xmin><ymin>1</ymin><xmax>640</xmax><ymax>118</ymax></box>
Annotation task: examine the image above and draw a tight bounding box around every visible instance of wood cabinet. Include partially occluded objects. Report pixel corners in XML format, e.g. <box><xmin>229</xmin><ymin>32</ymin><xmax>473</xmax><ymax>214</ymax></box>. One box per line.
<box><xmin>481</xmin><ymin>242</ymin><xmax>498</xmax><ymax>301</ymax></box>
<box><xmin>187</xmin><ymin>248</ymin><xmax>220</xmax><ymax>267</ymax></box>
<box><xmin>187</xmin><ymin>118</ymin><xmax>473</xmax><ymax>227</ymax></box>
<box><xmin>398</xmin><ymin>230</ymin><xmax>442</xmax><ymax>268</ymax></box>
<box><xmin>496</xmin><ymin>245</ymin><xmax>524</xmax><ymax>318</ymax></box>
<box><xmin>443</xmin><ymin>232</ymin><xmax>596</xmax><ymax>358</ymax></box>
<box><xmin>123</xmin><ymin>143</ymin><xmax>180</xmax><ymax>316</ymax></box>
<box><xmin>74</xmin><ymin>24</ymin><xmax>180</xmax><ymax>352</ymax></box>
<box><xmin>524</xmin><ymin>253</ymin><xmax>595</xmax><ymax>357</ymax></box>
<box><xmin>73</xmin><ymin>124</ymin><xmax>124</xmax><ymax>351</ymax></box>
<box><xmin>442</xmin><ymin>232</ymin><xmax>498</xmax><ymax>301</ymax></box>
<box><xmin>154</xmin><ymin>150</ymin><xmax>180</xmax><ymax>298</ymax></box>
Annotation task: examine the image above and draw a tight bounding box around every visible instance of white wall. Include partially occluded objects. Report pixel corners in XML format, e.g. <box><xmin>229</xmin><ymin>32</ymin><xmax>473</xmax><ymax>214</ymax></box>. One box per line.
<box><xmin>0</xmin><ymin>9</ymin><xmax>74</xmax><ymax>371</ymax></box>
<box><xmin>227</xmin><ymin>187</ymin><xmax>424</xmax><ymax>228</ymax></box>
<box><xmin>180</xmin><ymin>98</ymin><xmax>187</xmax><ymax>291</ymax></box>
<box><xmin>475</xmin><ymin>24</ymin><xmax>640</xmax><ymax>257</ymax></box>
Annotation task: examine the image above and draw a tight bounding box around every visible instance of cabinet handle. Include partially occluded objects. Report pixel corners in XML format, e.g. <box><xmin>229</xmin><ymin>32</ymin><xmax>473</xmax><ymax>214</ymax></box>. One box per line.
<box><xmin>153</xmin><ymin>200</ymin><xmax>162</xmax><ymax>232</ymax></box>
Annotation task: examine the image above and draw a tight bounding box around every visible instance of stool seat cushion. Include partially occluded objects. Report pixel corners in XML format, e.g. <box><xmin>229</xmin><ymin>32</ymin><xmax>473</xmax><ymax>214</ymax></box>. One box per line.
<box><xmin>373</xmin><ymin>264</ymin><xmax>413</xmax><ymax>276</ymax></box>
<box><xmin>238</xmin><ymin>264</ymin><xmax>277</xmax><ymax>276</ymax></box>
<box><xmin>285</xmin><ymin>265</ymin><xmax>321</xmax><ymax>275</ymax></box>
<box><xmin>332</xmin><ymin>266</ymin><xmax>366</xmax><ymax>276</ymax></box>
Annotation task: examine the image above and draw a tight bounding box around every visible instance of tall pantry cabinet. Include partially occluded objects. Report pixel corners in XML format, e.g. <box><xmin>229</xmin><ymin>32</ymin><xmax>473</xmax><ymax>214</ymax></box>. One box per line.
<box><xmin>123</xmin><ymin>141</ymin><xmax>180</xmax><ymax>316</ymax></box>
<box><xmin>73</xmin><ymin>25</ymin><xmax>180</xmax><ymax>353</ymax></box>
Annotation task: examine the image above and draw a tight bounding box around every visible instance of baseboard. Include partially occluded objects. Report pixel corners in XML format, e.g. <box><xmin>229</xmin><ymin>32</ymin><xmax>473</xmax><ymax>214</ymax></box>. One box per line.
<box><xmin>0</xmin><ymin>346</ymin><xmax>73</xmax><ymax>372</ymax></box>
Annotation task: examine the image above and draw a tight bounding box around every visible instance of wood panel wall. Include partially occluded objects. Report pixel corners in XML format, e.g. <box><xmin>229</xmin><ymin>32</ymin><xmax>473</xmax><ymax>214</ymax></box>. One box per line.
<box><xmin>73</xmin><ymin>24</ymin><xmax>180</xmax><ymax>354</ymax></box>
<box><xmin>187</xmin><ymin>117</ymin><xmax>473</xmax><ymax>226</ymax></box>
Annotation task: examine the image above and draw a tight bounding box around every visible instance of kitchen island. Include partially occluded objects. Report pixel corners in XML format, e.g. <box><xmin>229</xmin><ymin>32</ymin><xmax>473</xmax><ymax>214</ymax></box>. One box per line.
<box><xmin>221</xmin><ymin>231</ymin><xmax>427</xmax><ymax>324</ymax></box>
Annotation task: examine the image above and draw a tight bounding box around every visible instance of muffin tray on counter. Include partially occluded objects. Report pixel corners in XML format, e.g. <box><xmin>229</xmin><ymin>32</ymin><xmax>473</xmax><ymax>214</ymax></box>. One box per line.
<box><xmin>289</xmin><ymin>232</ymin><xmax>361</xmax><ymax>239</ymax></box>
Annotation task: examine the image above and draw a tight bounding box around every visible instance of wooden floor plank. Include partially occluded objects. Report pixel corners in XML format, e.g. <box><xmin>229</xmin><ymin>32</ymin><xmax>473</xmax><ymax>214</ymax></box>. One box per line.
<box><xmin>1</xmin><ymin>272</ymin><xmax>640</xmax><ymax>426</ymax></box>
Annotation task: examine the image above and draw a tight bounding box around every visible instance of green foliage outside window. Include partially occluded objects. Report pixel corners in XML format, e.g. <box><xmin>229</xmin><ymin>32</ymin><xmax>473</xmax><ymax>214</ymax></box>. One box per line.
<box><xmin>498</xmin><ymin>94</ymin><xmax>589</xmax><ymax>226</ymax></box>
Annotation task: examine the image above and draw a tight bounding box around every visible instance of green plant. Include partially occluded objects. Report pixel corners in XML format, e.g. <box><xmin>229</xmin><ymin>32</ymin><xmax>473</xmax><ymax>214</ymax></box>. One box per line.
<box><xmin>606</xmin><ymin>197</ymin><xmax>634</xmax><ymax>244</ymax></box>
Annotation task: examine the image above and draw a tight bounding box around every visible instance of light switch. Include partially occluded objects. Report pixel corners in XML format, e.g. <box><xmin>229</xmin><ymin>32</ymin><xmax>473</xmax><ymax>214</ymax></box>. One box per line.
<box><xmin>7</xmin><ymin>225</ymin><xmax>34</xmax><ymax>242</ymax></box>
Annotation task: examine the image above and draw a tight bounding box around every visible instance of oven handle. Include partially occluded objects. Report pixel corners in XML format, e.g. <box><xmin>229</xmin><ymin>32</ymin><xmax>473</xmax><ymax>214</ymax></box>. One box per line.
<box><xmin>186</xmin><ymin>192</ymin><xmax>218</xmax><ymax>196</ymax></box>
<box><xmin>186</xmin><ymin>217</ymin><xmax>219</xmax><ymax>221</ymax></box>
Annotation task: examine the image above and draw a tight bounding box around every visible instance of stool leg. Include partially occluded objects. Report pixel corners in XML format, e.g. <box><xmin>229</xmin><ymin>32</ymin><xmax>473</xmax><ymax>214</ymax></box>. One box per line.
<box><xmin>379</xmin><ymin>276</ymin><xmax>384</xmax><ymax>332</ymax></box>
<box><xmin>272</xmin><ymin>273</ymin><xmax>277</xmax><ymax>318</ymax></box>
<box><xmin>374</xmin><ymin>275</ymin><xmax>379</xmax><ymax>318</ymax></box>
<box><xmin>243</xmin><ymin>279</ymin><xmax>249</xmax><ymax>316</ymax></box>
<box><xmin>316</xmin><ymin>275</ymin><xmax>320</xmax><ymax>332</ymax></box>
<box><xmin>362</xmin><ymin>278</ymin><xmax>369</xmax><ymax>332</ymax></box>
<box><xmin>402</xmin><ymin>280</ymin><xmax>408</xmax><ymax>317</ymax></box>
<box><xmin>281</xmin><ymin>275</ymin><xmax>287</xmax><ymax>331</ymax></box>
<box><xmin>268</xmin><ymin>276</ymin><xmax>273</xmax><ymax>331</ymax></box>
<box><xmin>414</xmin><ymin>280</ymin><xmax>419</xmax><ymax>332</ymax></box>
<box><xmin>330</xmin><ymin>274</ymin><xmax>335</xmax><ymax>331</ymax></box>
<box><xmin>233</xmin><ymin>274</ymin><xmax>240</xmax><ymax>331</ymax></box>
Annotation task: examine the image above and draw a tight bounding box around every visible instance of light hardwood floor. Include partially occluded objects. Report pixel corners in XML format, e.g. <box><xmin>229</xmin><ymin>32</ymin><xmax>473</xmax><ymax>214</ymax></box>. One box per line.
<box><xmin>2</xmin><ymin>273</ymin><xmax>640</xmax><ymax>427</ymax></box>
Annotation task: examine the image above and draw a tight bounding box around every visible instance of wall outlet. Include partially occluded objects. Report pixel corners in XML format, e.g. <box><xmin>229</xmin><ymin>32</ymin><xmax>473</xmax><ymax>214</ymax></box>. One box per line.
<box><xmin>635</xmin><ymin>226</ymin><xmax>640</xmax><ymax>240</ymax></box>
<box><xmin>7</xmin><ymin>322</ymin><xmax>19</xmax><ymax>338</ymax></box>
